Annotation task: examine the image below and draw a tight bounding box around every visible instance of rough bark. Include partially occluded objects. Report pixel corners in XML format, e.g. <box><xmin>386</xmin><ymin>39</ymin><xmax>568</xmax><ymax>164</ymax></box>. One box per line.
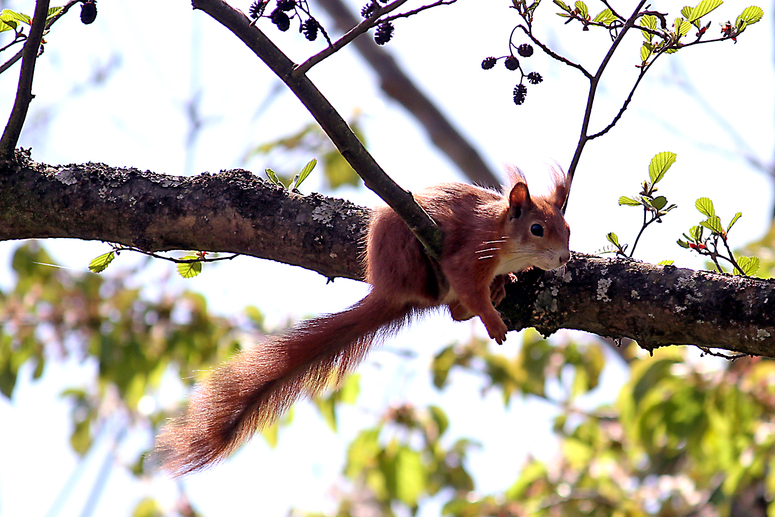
<box><xmin>0</xmin><ymin>152</ymin><xmax>366</xmax><ymax>280</ymax></box>
<box><xmin>2</xmin><ymin>154</ymin><xmax>774</xmax><ymax>357</ymax></box>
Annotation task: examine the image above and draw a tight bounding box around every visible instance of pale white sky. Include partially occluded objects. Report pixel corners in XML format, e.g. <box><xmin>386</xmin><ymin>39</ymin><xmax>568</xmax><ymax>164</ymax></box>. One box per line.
<box><xmin>0</xmin><ymin>0</ymin><xmax>773</xmax><ymax>515</ymax></box>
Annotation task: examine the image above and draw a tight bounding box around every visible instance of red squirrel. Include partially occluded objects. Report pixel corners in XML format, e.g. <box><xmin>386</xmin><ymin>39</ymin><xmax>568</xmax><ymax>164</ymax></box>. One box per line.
<box><xmin>156</xmin><ymin>167</ymin><xmax>571</xmax><ymax>475</ymax></box>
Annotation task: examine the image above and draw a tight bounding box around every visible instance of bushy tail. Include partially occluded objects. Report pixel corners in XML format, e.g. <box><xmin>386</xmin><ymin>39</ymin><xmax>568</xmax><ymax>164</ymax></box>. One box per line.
<box><xmin>155</xmin><ymin>293</ymin><xmax>415</xmax><ymax>476</ymax></box>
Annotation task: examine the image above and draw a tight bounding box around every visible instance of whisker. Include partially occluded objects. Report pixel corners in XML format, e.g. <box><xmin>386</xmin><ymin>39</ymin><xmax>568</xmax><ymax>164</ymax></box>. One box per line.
<box><xmin>475</xmin><ymin>247</ymin><xmax>501</xmax><ymax>254</ymax></box>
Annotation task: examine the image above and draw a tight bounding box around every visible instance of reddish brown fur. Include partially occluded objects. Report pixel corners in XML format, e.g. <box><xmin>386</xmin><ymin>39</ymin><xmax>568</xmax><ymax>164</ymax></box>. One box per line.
<box><xmin>156</xmin><ymin>170</ymin><xmax>571</xmax><ymax>475</ymax></box>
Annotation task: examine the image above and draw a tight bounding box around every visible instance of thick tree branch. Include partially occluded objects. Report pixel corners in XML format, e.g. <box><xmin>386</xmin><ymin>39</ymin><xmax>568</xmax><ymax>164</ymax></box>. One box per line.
<box><xmin>0</xmin><ymin>153</ymin><xmax>366</xmax><ymax>279</ymax></box>
<box><xmin>2</xmin><ymin>156</ymin><xmax>774</xmax><ymax>357</ymax></box>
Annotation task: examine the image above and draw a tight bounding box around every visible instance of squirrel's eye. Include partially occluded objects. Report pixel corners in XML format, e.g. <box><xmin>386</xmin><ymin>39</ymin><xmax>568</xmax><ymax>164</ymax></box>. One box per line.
<box><xmin>530</xmin><ymin>224</ymin><xmax>544</xmax><ymax>237</ymax></box>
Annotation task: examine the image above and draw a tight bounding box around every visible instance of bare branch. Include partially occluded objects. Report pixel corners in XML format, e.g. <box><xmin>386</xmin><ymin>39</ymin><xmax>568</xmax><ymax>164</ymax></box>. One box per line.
<box><xmin>564</xmin><ymin>0</ymin><xmax>647</xmax><ymax>199</ymax></box>
<box><xmin>0</xmin><ymin>48</ymin><xmax>24</xmax><ymax>75</ymax></box>
<box><xmin>0</xmin><ymin>0</ymin><xmax>50</xmax><ymax>160</ymax></box>
<box><xmin>515</xmin><ymin>24</ymin><xmax>592</xmax><ymax>80</ymax></box>
<box><xmin>380</xmin><ymin>0</ymin><xmax>458</xmax><ymax>23</ymax></box>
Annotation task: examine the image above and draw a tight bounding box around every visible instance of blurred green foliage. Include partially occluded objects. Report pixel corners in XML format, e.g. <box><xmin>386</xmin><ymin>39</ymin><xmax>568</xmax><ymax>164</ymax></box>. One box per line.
<box><xmin>4</xmin><ymin>239</ymin><xmax>775</xmax><ymax>516</ymax></box>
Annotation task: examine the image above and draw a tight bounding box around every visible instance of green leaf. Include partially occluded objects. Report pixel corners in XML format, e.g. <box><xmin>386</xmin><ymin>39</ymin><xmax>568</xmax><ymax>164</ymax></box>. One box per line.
<box><xmin>315</xmin><ymin>395</ymin><xmax>337</xmax><ymax>431</ymax></box>
<box><xmin>1</xmin><ymin>10</ymin><xmax>31</xmax><ymax>25</ymax></box>
<box><xmin>640</xmin><ymin>42</ymin><xmax>653</xmax><ymax>63</ymax></box>
<box><xmin>640</xmin><ymin>14</ymin><xmax>656</xmax><ymax>41</ymax></box>
<box><xmin>735</xmin><ymin>255</ymin><xmax>760</xmax><ymax>276</ymax></box>
<box><xmin>132</xmin><ymin>498</ymin><xmax>163</xmax><ymax>517</ymax></box>
<box><xmin>700</xmin><ymin>216</ymin><xmax>724</xmax><ymax>234</ymax></box>
<box><xmin>658</xmin><ymin>260</ymin><xmax>675</xmax><ymax>265</ymax></box>
<box><xmin>695</xmin><ymin>197</ymin><xmax>715</xmax><ymax>218</ymax></box>
<box><xmin>690</xmin><ymin>225</ymin><xmax>704</xmax><ymax>241</ymax></box>
<box><xmin>648</xmin><ymin>151</ymin><xmax>677</xmax><ymax>184</ymax></box>
<box><xmin>47</xmin><ymin>6</ymin><xmax>63</xmax><ymax>19</ymax></box>
<box><xmin>506</xmin><ymin>460</ymin><xmax>548</xmax><ymax>499</ymax></box>
<box><xmin>689</xmin><ymin>0</ymin><xmax>723</xmax><ymax>22</ymax></box>
<box><xmin>70</xmin><ymin>418</ymin><xmax>92</xmax><ymax>456</ymax></box>
<box><xmin>574</xmin><ymin>1</ymin><xmax>588</xmax><ymax>19</ymax></box>
<box><xmin>592</xmin><ymin>8</ymin><xmax>617</xmax><ymax>24</ymax></box>
<box><xmin>429</xmin><ymin>405</ymin><xmax>449</xmax><ymax>437</ymax></box>
<box><xmin>292</xmin><ymin>158</ymin><xmax>317</xmax><ymax>190</ymax></box>
<box><xmin>727</xmin><ymin>212</ymin><xmax>742</xmax><ymax>232</ymax></box>
<box><xmin>606</xmin><ymin>232</ymin><xmax>620</xmax><ymax>248</ymax></box>
<box><xmin>177</xmin><ymin>255</ymin><xmax>203</xmax><ymax>279</ymax></box>
<box><xmin>394</xmin><ymin>446</ymin><xmax>427</xmax><ymax>506</ymax></box>
<box><xmin>553</xmin><ymin>0</ymin><xmax>571</xmax><ymax>12</ymax></box>
<box><xmin>677</xmin><ymin>239</ymin><xmax>690</xmax><ymax>249</ymax></box>
<box><xmin>652</xmin><ymin>196</ymin><xmax>668</xmax><ymax>210</ymax></box>
<box><xmin>338</xmin><ymin>373</ymin><xmax>361</xmax><ymax>404</ymax></box>
<box><xmin>345</xmin><ymin>428</ymin><xmax>381</xmax><ymax>479</ymax></box>
<box><xmin>89</xmin><ymin>251</ymin><xmax>115</xmax><ymax>273</ymax></box>
<box><xmin>262</xmin><ymin>420</ymin><xmax>279</xmax><ymax>448</ymax></box>
<box><xmin>736</xmin><ymin>6</ymin><xmax>764</xmax><ymax>28</ymax></box>
<box><xmin>681</xmin><ymin>6</ymin><xmax>693</xmax><ymax>19</ymax></box>
<box><xmin>674</xmin><ymin>17</ymin><xmax>692</xmax><ymax>37</ymax></box>
<box><xmin>618</xmin><ymin>195</ymin><xmax>641</xmax><ymax>206</ymax></box>
<box><xmin>432</xmin><ymin>345</ymin><xmax>456</xmax><ymax>389</ymax></box>
<box><xmin>265</xmin><ymin>168</ymin><xmax>285</xmax><ymax>188</ymax></box>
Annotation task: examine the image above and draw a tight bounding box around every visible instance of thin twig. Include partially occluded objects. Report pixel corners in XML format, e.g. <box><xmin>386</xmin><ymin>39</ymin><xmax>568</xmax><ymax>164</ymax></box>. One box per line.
<box><xmin>111</xmin><ymin>245</ymin><xmax>240</xmax><ymax>265</ymax></box>
<box><xmin>588</xmin><ymin>62</ymin><xmax>650</xmax><ymax>140</ymax></box>
<box><xmin>0</xmin><ymin>34</ymin><xmax>25</xmax><ymax>54</ymax></box>
<box><xmin>720</xmin><ymin>236</ymin><xmax>746</xmax><ymax>275</ymax></box>
<box><xmin>564</xmin><ymin>0</ymin><xmax>647</xmax><ymax>196</ymax></box>
<box><xmin>0</xmin><ymin>48</ymin><xmax>24</xmax><ymax>75</ymax></box>
<box><xmin>294</xmin><ymin>0</ymin><xmax>409</xmax><ymax>76</ymax></box>
<box><xmin>516</xmin><ymin>24</ymin><xmax>592</xmax><ymax>80</ymax></box>
<box><xmin>0</xmin><ymin>0</ymin><xmax>50</xmax><ymax>161</ymax></box>
<box><xmin>381</xmin><ymin>0</ymin><xmax>457</xmax><ymax>23</ymax></box>
<box><xmin>628</xmin><ymin>207</ymin><xmax>651</xmax><ymax>258</ymax></box>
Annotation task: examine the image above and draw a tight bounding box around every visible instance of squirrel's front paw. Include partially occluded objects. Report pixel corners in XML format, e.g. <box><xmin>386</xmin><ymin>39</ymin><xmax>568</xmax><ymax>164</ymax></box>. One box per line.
<box><xmin>485</xmin><ymin>318</ymin><xmax>508</xmax><ymax>344</ymax></box>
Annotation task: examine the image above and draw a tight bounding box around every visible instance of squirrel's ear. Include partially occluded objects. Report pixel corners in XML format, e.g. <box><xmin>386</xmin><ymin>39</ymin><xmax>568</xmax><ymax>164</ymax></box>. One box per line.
<box><xmin>508</xmin><ymin>182</ymin><xmax>532</xmax><ymax>219</ymax></box>
<box><xmin>549</xmin><ymin>184</ymin><xmax>569</xmax><ymax>209</ymax></box>
<box><xmin>548</xmin><ymin>166</ymin><xmax>570</xmax><ymax>208</ymax></box>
